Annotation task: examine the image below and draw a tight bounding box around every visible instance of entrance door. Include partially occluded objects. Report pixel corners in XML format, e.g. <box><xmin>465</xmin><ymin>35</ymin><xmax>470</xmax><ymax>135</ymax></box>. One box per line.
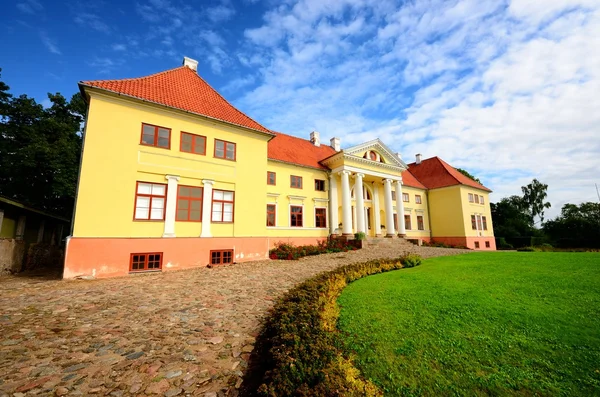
<box><xmin>366</xmin><ymin>208</ymin><xmax>372</xmax><ymax>236</ymax></box>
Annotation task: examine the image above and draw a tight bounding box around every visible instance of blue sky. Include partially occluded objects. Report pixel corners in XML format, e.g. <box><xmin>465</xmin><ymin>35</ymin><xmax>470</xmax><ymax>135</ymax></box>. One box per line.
<box><xmin>2</xmin><ymin>0</ymin><xmax>599</xmax><ymax>219</ymax></box>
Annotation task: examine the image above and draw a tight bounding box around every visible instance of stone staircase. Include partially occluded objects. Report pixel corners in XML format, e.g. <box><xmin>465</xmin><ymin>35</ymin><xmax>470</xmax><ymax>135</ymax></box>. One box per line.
<box><xmin>362</xmin><ymin>236</ymin><xmax>418</xmax><ymax>249</ymax></box>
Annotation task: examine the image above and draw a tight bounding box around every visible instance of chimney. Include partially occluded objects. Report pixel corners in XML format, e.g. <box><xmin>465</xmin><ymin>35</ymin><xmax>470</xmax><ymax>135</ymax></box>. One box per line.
<box><xmin>310</xmin><ymin>131</ymin><xmax>320</xmax><ymax>147</ymax></box>
<box><xmin>395</xmin><ymin>152</ymin><xmax>402</xmax><ymax>161</ymax></box>
<box><xmin>330</xmin><ymin>137</ymin><xmax>340</xmax><ymax>151</ymax></box>
<box><xmin>183</xmin><ymin>56</ymin><xmax>198</xmax><ymax>72</ymax></box>
<box><xmin>416</xmin><ymin>153</ymin><xmax>422</xmax><ymax>164</ymax></box>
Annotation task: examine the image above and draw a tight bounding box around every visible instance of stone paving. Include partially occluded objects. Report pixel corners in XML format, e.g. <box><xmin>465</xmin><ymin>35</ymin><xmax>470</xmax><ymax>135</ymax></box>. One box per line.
<box><xmin>0</xmin><ymin>243</ymin><xmax>470</xmax><ymax>397</ymax></box>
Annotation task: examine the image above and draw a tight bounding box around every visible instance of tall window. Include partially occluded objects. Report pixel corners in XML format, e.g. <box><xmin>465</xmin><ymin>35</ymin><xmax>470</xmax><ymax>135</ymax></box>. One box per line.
<box><xmin>474</xmin><ymin>195</ymin><xmax>480</xmax><ymax>204</ymax></box>
<box><xmin>141</xmin><ymin>123</ymin><xmax>170</xmax><ymax>148</ymax></box>
<box><xmin>180</xmin><ymin>132</ymin><xmax>206</xmax><ymax>155</ymax></box>
<box><xmin>134</xmin><ymin>182</ymin><xmax>166</xmax><ymax>220</ymax></box>
<box><xmin>315</xmin><ymin>208</ymin><xmax>327</xmax><ymax>228</ymax></box>
<box><xmin>176</xmin><ymin>186</ymin><xmax>202</xmax><ymax>221</ymax></box>
<box><xmin>214</xmin><ymin>139</ymin><xmax>236</xmax><ymax>160</ymax></box>
<box><xmin>402</xmin><ymin>193</ymin><xmax>409</xmax><ymax>202</ymax></box>
<box><xmin>393</xmin><ymin>213</ymin><xmax>398</xmax><ymax>231</ymax></box>
<box><xmin>477</xmin><ymin>215</ymin><xmax>483</xmax><ymax>230</ymax></box>
<box><xmin>391</xmin><ymin>191</ymin><xmax>396</xmax><ymax>200</ymax></box>
<box><xmin>415</xmin><ymin>195</ymin><xmax>422</xmax><ymax>204</ymax></box>
<box><xmin>480</xmin><ymin>195</ymin><xmax>484</xmax><ymax>204</ymax></box>
<box><xmin>266</xmin><ymin>204</ymin><xmax>276</xmax><ymax>226</ymax></box>
<box><xmin>267</xmin><ymin>172</ymin><xmax>276</xmax><ymax>185</ymax></box>
<box><xmin>468</xmin><ymin>193</ymin><xmax>474</xmax><ymax>202</ymax></box>
<box><xmin>291</xmin><ymin>175</ymin><xmax>303</xmax><ymax>189</ymax></box>
<box><xmin>314</xmin><ymin>179</ymin><xmax>325</xmax><ymax>191</ymax></box>
<box><xmin>417</xmin><ymin>215</ymin><xmax>424</xmax><ymax>230</ymax></box>
<box><xmin>212</xmin><ymin>190</ymin><xmax>234</xmax><ymax>222</ymax></box>
<box><xmin>482</xmin><ymin>216</ymin><xmax>488</xmax><ymax>230</ymax></box>
<box><xmin>471</xmin><ymin>215</ymin><xmax>477</xmax><ymax>230</ymax></box>
<box><xmin>130</xmin><ymin>252</ymin><xmax>162</xmax><ymax>272</ymax></box>
<box><xmin>404</xmin><ymin>214</ymin><xmax>412</xmax><ymax>230</ymax></box>
<box><xmin>290</xmin><ymin>206</ymin><xmax>303</xmax><ymax>227</ymax></box>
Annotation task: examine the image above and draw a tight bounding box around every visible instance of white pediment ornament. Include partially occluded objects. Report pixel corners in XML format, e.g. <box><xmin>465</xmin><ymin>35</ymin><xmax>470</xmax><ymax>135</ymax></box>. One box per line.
<box><xmin>343</xmin><ymin>139</ymin><xmax>408</xmax><ymax>169</ymax></box>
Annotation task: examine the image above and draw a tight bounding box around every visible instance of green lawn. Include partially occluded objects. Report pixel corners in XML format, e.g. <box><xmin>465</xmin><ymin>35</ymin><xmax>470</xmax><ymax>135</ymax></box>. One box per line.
<box><xmin>337</xmin><ymin>252</ymin><xmax>600</xmax><ymax>396</ymax></box>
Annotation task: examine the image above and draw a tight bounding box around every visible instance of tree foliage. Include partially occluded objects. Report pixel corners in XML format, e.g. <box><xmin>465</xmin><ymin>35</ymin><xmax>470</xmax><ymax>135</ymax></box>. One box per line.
<box><xmin>456</xmin><ymin>168</ymin><xmax>481</xmax><ymax>184</ymax></box>
<box><xmin>543</xmin><ymin>202</ymin><xmax>600</xmax><ymax>248</ymax></box>
<box><xmin>521</xmin><ymin>178</ymin><xmax>551</xmax><ymax>223</ymax></box>
<box><xmin>491</xmin><ymin>195</ymin><xmax>535</xmax><ymax>237</ymax></box>
<box><xmin>0</xmin><ymin>68</ymin><xmax>85</xmax><ymax>217</ymax></box>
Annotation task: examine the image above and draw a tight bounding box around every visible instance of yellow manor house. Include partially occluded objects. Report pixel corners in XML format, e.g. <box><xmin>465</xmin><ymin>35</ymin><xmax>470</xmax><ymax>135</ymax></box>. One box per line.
<box><xmin>63</xmin><ymin>57</ymin><xmax>495</xmax><ymax>279</ymax></box>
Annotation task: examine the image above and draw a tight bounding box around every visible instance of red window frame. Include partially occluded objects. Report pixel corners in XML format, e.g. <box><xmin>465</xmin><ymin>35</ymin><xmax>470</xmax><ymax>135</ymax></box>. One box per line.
<box><xmin>315</xmin><ymin>208</ymin><xmax>327</xmax><ymax>228</ymax></box>
<box><xmin>474</xmin><ymin>195</ymin><xmax>480</xmax><ymax>204</ymax></box>
<box><xmin>402</xmin><ymin>193</ymin><xmax>409</xmax><ymax>202</ymax></box>
<box><xmin>267</xmin><ymin>204</ymin><xmax>276</xmax><ymax>227</ymax></box>
<box><xmin>482</xmin><ymin>216</ymin><xmax>488</xmax><ymax>230</ymax></box>
<box><xmin>214</xmin><ymin>139</ymin><xmax>236</xmax><ymax>161</ymax></box>
<box><xmin>176</xmin><ymin>185</ymin><xmax>203</xmax><ymax>222</ymax></box>
<box><xmin>417</xmin><ymin>215</ymin><xmax>424</xmax><ymax>230</ymax></box>
<box><xmin>290</xmin><ymin>175</ymin><xmax>303</xmax><ymax>189</ymax></box>
<box><xmin>468</xmin><ymin>193</ymin><xmax>474</xmax><ymax>202</ymax></box>
<box><xmin>471</xmin><ymin>215</ymin><xmax>477</xmax><ymax>230</ymax></box>
<box><xmin>415</xmin><ymin>195</ymin><xmax>422</xmax><ymax>204</ymax></box>
<box><xmin>134</xmin><ymin>181</ymin><xmax>167</xmax><ymax>221</ymax></box>
<box><xmin>474</xmin><ymin>241</ymin><xmax>480</xmax><ymax>249</ymax></box>
<box><xmin>404</xmin><ymin>214</ymin><xmax>412</xmax><ymax>230</ymax></box>
<box><xmin>314</xmin><ymin>179</ymin><xmax>325</xmax><ymax>191</ymax></box>
<box><xmin>267</xmin><ymin>171</ymin><xmax>276</xmax><ymax>185</ymax></box>
<box><xmin>180</xmin><ymin>132</ymin><xmax>206</xmax><ymax>155</ymax></box>
<box><xmin>211</xmin><ymin>189</ymin><xmax>235</xmax><ymax>223</ymax></box>
<box><xmin>290</xmin><ymin>205</ymin><xmax>303</xmax><ymax>227</ymax></box>
<box><xmin>140</xmin><ymin>123</ymin><xmax>171</xmax><ymax>149</ymax></box>
<box><xmin>130</xmin><ymin>252</ymin><xmax>163</xmax><ymax>272</ymax></box>
<box><xmin>210</xmin><ymin>249</ymin><xmax>233</xmax><ymax>266</ymax></box>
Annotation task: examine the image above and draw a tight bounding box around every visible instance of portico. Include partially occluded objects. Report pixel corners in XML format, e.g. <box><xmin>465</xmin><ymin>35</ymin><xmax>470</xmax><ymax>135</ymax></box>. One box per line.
<box><xmin>321</xmin><ymin>139</ymin><xmax>408</xmax><ymax>238</ymax></box>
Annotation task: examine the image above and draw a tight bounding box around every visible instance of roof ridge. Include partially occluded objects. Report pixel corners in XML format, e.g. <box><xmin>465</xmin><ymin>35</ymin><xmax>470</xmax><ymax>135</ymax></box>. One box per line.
<box><xmin>81</xmin><ymin>66</ymin><xmax>186</xmax><ymax>85</ymax></box>
<box><xmin>434</xmin><ymin>156</ymin><xmax>463</xmax><ymax>186</ymax></box>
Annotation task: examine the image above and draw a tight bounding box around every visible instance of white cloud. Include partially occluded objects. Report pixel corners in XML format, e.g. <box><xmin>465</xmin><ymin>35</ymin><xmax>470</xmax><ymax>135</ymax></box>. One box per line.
<box><xmin>206</xmin><ymin>4</ymin><xmax>236</xmax><ymax>23</ymax></box>
<box><xmin>16</xmin><ymin>0</ymin><xmax>43</xmax><ymax>14</ymax></box>
<box><xmin>40</xmin><ymin>31</ymin><xmax>61</xmax><ymax>55</ymax></box>
<box><xmin>231</xmin><ymin>0</ymin><xmax>600</xmax><ymax>219</ymax></box>
<box><xmin>74</xmin><ymin>13</ymin><xmax>111</xmax><ymax>34</ymax></box>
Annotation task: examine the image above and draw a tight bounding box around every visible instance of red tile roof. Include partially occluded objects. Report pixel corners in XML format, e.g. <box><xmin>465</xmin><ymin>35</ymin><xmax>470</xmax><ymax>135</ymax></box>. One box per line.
<box><xmin>80</xmin><ymin>66</ymin><xmax>272</xmax><ymax>135</ymax></box>
<box><xmin>267</xmin><ymin>131</ymin><xmax>337</xmax><ymax>169</ymax></box>
<box><xmin>408</xmin><ymin>157</ymin><xmax>491</xmax><ymax>192</ymax></box>
<box><xmin>401</xmin><ymin>170</ymin><xmax>427</xmax><ymax>189</ymax></box>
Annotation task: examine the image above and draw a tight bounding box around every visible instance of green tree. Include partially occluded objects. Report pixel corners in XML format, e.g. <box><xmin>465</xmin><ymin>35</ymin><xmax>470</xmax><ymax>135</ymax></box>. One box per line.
<box><xmin>0</xmin><ymin>69</ymin><xmax>85</xmax><ymax>217</ymax></box>
<box><xmin>490</xmin><ymin>195</ymin><xmax>534</xmax><ymax>237</ymax></box>
<box><xmin>543</xmin><ymin>202</ymin><xmax>600</xmax><ymax>247</ymax></box>
<box><xmin>456</xmin><ymin>168</ymin><xmax>481</xmax><ymax>184</ymax></box>
<box><xmin>521</xmin><ymin>178</ymin><xmax>551</xmax><ymax>224</ymax></box>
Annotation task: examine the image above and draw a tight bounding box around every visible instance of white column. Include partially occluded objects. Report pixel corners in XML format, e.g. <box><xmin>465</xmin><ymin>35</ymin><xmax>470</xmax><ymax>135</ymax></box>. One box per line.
<box><xmin>163</xmin><ymin>175</ymin><xmax>180</xmax><ymax>237</ymax></box>
<box><xmin>355</xmin><ymin>173</ymin><xmax>366</xmax><ymax>234</ymax></box>
<box><xmin>383</xmin><ymin>179</ymin><xmax>396</xmax><ymax>237</ymax></box>
<box><xmin>395</xmin><ymin>180</ymin><xmax>406</xmax><ymax>236</ymax></box>
<box><xmin>16</xmin><ymin>216</ymin><xmax>26</xmax><ymax>240</ymax></box>
<box><xmin>201</xmin><ymin>179</ymin><xmax>214</xmax><ymax>237</ymax></box>
<box><xmin>373</xmin><ymin>183</ymin><xmax>382</xmax><ymax>236</ymax></box>
<box><xmin>329</xmin><ymin>173</ymin><xmax>339</xmax><ymax>235</ymax></box>
<box><xmin>340</xmin><ymin>170</ymin><xmax>353</xmax><ymax>236</ymax></box>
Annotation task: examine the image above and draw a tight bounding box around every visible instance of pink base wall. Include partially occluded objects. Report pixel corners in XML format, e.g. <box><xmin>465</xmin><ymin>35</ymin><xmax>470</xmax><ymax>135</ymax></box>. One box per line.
<box><xmin>63</xmin><ymin>236</ymin><xmax>326</xmax><ymax>279</ymax></box>
<box><xmin>433</xmin><ymin>236</ymin><xmax>496</xmax><ymax>251</ymax></box>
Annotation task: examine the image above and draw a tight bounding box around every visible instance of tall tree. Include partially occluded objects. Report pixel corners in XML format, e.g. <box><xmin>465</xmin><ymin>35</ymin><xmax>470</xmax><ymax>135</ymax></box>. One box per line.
<box><xmin>490</xmin><ymin>195</ymin><xmax>534</xmax><ymax>237</ymax></box>
<box><xmin>543</xmin><ymin>202</ymin><xmax>600</xmax><ymax>247</ymax></box>
<box><xmin>456</xmin><ymin>168</ymin><xmax>481</xmax><ymax>184</ymax></box>
<box><xmin>0</xmin><ymin>70</ymin><xmax>85</xmax><ymax>217</ymax></box>
<box><xmin>521</xmin><ymin>179</ymin><xmax>551</xmax><ymax>223</ymax></box>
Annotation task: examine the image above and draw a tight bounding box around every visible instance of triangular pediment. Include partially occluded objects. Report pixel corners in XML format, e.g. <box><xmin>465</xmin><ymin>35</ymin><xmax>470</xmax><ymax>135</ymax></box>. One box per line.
<box><xmin>343</xmin><ymin>139</ymin><xmax>408</xmax><ymax>168</ymax></box>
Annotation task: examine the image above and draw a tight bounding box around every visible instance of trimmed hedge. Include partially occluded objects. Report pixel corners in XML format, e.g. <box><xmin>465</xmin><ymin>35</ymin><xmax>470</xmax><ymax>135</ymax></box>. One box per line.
<box><xmin>243</xmin><ymin>254</ymin><xmax>423</xmax><ymax>396</ymax></box>
<box><xmin>269</xmin><ymin>239</ymin><xmax>357</xmax><ymax>260</ymax></box>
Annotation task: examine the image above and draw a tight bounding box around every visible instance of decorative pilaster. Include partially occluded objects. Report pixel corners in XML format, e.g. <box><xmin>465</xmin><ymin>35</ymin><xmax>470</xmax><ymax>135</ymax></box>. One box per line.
<box><xmin>340</xmin><ymin>170</ymin><xmax>353</xmax><ymax>236</ymax></box>
<box><xmin>373</xmin><ymin>182</ymin><xmax>382</xmax><ymax>236</ymax></box>
<box><xmin>329</xmin><ymin>173</ymin><xmax>339</xmax><ymax>235</ymax></box>
<box><xmin>383</xmin><ymin>179</ymin><xmax>396</xmax><ymax>237</ymax></box>
<box><xmin>394</xmin><ymin>180</ymin><xmax>406</xmax><ymax>237</ymax></box>
<box><xmin>355</xmin><ymin>173</ymin><xmax>366</xmax><ymax>234</ymax></box>
<box><xmin>163</xmin><ymin>175</ymin><xmax>180</xmax><ymax>237</ymax></box>
<box><xmin>201</xmin><ymin>179</ymin><xmax>214</xmax><ymax>237</ymax></box>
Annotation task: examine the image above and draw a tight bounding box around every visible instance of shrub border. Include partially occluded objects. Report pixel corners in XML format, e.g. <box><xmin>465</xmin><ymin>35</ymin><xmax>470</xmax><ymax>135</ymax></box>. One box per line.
<box><xmin>242</xmin><ymin>254</ymin><xmax>423</xmax><ymax>396</ymax></box>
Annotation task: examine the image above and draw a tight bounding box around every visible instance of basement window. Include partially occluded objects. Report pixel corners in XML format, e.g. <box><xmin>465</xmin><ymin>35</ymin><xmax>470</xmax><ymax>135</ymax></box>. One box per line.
<box><xmin>210</xmin><ymin>250</ymin><xmax>233</xmax><ymax>266</ymax></box>
<box><xmin>130</xmin><ymin>252</ymin><xmax>162</xmax><ymax>272</ymax></box>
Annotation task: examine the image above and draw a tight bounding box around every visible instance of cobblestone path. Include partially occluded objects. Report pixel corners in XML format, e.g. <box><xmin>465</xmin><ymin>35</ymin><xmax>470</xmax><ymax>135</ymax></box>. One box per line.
<box><xmin>0</xmin><ymin>244</ymin><xmax>470</xmax><ymax>397</ymax></box>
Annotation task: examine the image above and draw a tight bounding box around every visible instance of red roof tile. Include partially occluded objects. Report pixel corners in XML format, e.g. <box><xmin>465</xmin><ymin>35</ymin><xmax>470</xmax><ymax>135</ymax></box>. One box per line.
<box><xmin>408</xmin><ymin>157</ymin><xmax>491</xmax><ymax>192</ymax></box>
<box><xmin>80</xmin><ymin>66</ymin><xmax>272</xmax><ymax>135</ymax></box>
<box><xmin>267</xmin><ymin>131</ymin><xmax>337</xmax><ymax>170</ymax></box>
<box><xmin>401</xmin><ymin>170</ymin><xmax>427</xmax><ymax>189</ymax></box>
